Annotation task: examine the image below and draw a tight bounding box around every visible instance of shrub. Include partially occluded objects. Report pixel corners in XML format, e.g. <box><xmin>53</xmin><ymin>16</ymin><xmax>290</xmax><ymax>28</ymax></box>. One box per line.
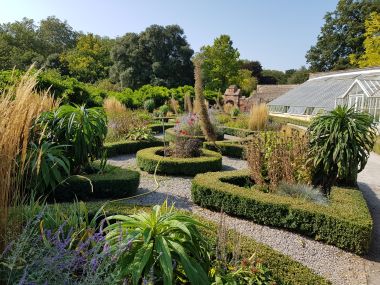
<box><xmin>171</xmin><ymin>137</ymin><xmax>202</xmax><ymax>158</ymax></box>
<box><xmin>158</xmin><ymin>104</ymin><xmax>170</xmax><ymax>116</ymax></box>
<box><xmin>136</xmin><ymin>146</ymin><xmax>222</xmax><ymax>176</ymax></box>
<box><xmin>103</xmin><ymin>96</ymin><xmax>126</xmax><ymax>114</ymax></box>
<box><xmin>223</xmin><ymin>102</ymin><xmax>234</xmax><ymax>114</ymax></box>
<box><xmin>103</xmin><ymin>201</ymin><xmax>210</xmax><ymax>284</ymax></box>
<box><xmin>126</xmin><ymin>126</ymin><xmax>155</xmax><ymax>141</ymax></box>
<box><xmin>36</xmin><ymin>105</ymin><xmax>108</xmax><ymax>174</ymax></box>
<box><xmin>191</xmin><ymin>170</ymin><xmax>373</xmax><ymax>254</ymax></box>
<box><xmin>218</xmin><ymin>126</ymin><xmax>255</xmax><ymax>137</ymax></box>
<box><xmin>269</xmin><ymin>115</ymin><xmax>310</xmax><ymax>128</ymax></box>
<box><xmin>277</xmin><ymin>182</ymin><xmax>328</xmax><ymax>205</ymax></box>
<box><xmin>374</xmin><ymin>136</ymin><xmax>380</xmax><ymax>155</ymax></box>
<box><xmin>249</xmin><ymin>103</ymin><xmax>269</xmax><ymax>131</ymax></box>
<box><xmin>104</xmin><ymin>139</ymin><xmax>164</xmax><ymax>157</ymax></box>
<box><xmin>308</xmin><ymin>106</ymin><xmax>377</xmax><ymax>194</ymax></box>
<box><xmin>230</xmin><ymin>106</ymin><xmax>240</xmax><ymax>117</ymax></box>
<box><xmin>143</xmin><ymin>99</ymin><xmax>155</xmax><ymax>112</ymax></box>
<box><xmin>225</xmin><ymin>114</ymin><xmax>249</xmax><ymax>129</ymax></box>
<box><xmin>203</xmin><ymin>141</ymin><xmax>246</xmax><ymax>158</ymax></box>
<box><xmin>174</xmin><ymin>113</ymin><xmax>203</xmax><ymax>136</ymax></box>
<box><xmin>54</xmin><ymin>164</ymin><xmax>140</xmax><ymax>201</ymax></box>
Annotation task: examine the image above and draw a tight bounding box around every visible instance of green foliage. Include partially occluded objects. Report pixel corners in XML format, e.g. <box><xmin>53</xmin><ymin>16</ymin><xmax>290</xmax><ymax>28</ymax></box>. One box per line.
<box><xmin>232</xmin><ymin>69</ymin><xmax>257</xmax><ymax>95</ymax></box>
<box><xmin>103</xmin><ymin>201</ymin><xmax>210</xmax><ymax>285</ymax></box>
<box><xmin>306</xmin><ymin>0</ymin><xmax>380</xmax><ymax>71</ymax></box>
<box><xmin>225</xmin><ymin>114</ymin><xmax>249</xmax><ymax>129</ymax></box>
<box><xmin>203</xmin><ymin>141</ymin><xmax>246</xmax><ymax>159</ymax></box>
<box><xmin>268</xmin><ymin>115</ymin><xmax>310</xmax><ymax>128</ymax></box>
<box><xmin>374</xmin><ymin>136</ymin><xmax>380</xmax><ymax>155</ymax></box>
<box><xmin>104</xmin><ymin>139</ymin><xmax>164</xmax><ymax>157</ymax></box>
<box><xmin>110</xmin><ymin>25</ymin><xmax>194</xmax><ymax>89</ymax></box>
<box><xmin>143</xmin><ymin>98</ymin><xmax>155</xmax><ymax>112</ymax></box>
<box><xmin>37</xmin><ymin>104</ymin><xmax>108</xmax><ymax>173</ymax></box>
<box><xmin>165</xmin><ymin>127</ymin><xmax>224</xmax><ymax>142</ymax></box>
<box><xmin>54</xmin><ymin>164</ymin><xmax>140</xmax><ymax>201</ymax></box>
<box><xmin>148</xmin><ymin>122</ymin><xmax>175</xmax><ymax>134</ymax></box>
<box><xmin>27</xmin><ymin>142</ymin><xmax>70</xmax><ymax>193</ymax></box>
<box><xmin>277</xmin><ymin>182</ymin><xmax>328</xmax><ymax>205</ymax></box>
<box><xmin>286</xmin><ymin>66</ymin><xmax>309</xmax><ymax>84</ymax></box>
<box><xmin>218</xmin><ymin>126</ymin><xmax>255</xmax><ymax>138</ymax></box>
<box><xmin>260</xmin><ymin>69</ymin><xmax>287</xmax><ymax>85</ymax></box>
<box><xmin>192</xmin><ymin>170</ymin><xmax>373</xmax><ymax>254</ymax></box>
<box><xmin>136</xmin><ymin>147</ymin><xmax>222</xmax><ymax>176</ymax></box>
<box><xmin>230</xmin><ymin>107</ymin><xmax>240</xmax><ymax>117</ymax></box>
<box><xmin>239</xmin><ymin>60</ymin><xmax>263</xmax><ymax>79</ymax></box>
<box><xmin>200</xmin><ymin>35</ymin><xmax>240</xmax><ymax>92</ymax></box>
<box><xmin>126</xmin><ymin>126</ymin><xmax>155</xmax><ymax>141</ymax></box>
<box><xmin>158</xmin><ymin>104</ymin><xmax>170</xmax><ymax>116</ymax></box>
<box><xmin>308</xmin><ymin>106</ymin><xmax>377</xmax><ymax>193</ymax></box>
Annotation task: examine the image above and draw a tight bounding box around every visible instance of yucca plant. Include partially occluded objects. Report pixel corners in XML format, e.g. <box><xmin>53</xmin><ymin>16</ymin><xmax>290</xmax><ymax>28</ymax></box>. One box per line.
<box><xmin>37</xmin><ymin>104</ymin><xmax>107</xmax><ymax>174</ymax></box>
<box><xmin>308</xmin><ymin>105</ymin><xmax>376</xmax><ymax>194</ymax></box>
<box><xmin>103</xmin><ymin>201</ymin><xmax>210</xmax><ymax>285</ymax></box>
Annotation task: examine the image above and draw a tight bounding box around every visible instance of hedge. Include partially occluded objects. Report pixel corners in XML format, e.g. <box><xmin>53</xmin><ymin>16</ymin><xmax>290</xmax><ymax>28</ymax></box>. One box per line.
<box><xmin>136</xmin><ymin>146</ymin><xmax>222</xmax><ymax>176</ymax></box>
<box><xmin>165</xmin><ymin>128</ymin><xmax>224</xmax><ymax>142</ymax></box>
<box><xmin>203</xmin><ymin>141</ymin><xmax>246</xmax><ymax>158</ymax></box>
<box><xmin>53</xmin><ymin>164</ymin><xmax>140</xmax><ymax>202</ymax></box>
<box><xmin>104</xmin><ymin>139</ymin><xmax>164</xmax><ymax>157</ymax></box>
<box><xmin>192</xmin><ymin>170</ymin><xmax>372</xmax><ymax>254</ymax></box>
<box><xmin>148</xmin><ymin>123</ymin><xmax>176</xmax><ymax>134</ymax></box>
<box><xmin>269</xmin><ymin>115</ymin><xmax>311</xmax><ymax>128</ymax></box>
<box><xmin>86</xmin><ymin>202</ymin><xmax>330</xmax><ymax>285</ymax></box>
<box><xmin>218</xmin><ymin>126</ymin><xmax>255</xmax><ymax>138</ymax></box>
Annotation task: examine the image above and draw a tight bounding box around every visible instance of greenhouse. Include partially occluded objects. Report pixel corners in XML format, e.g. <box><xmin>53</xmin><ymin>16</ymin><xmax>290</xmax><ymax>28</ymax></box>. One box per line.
<box><xmin>268</xmin><ymin>67</ymin><xmax>380</xmax><ymax>122</ymax></box>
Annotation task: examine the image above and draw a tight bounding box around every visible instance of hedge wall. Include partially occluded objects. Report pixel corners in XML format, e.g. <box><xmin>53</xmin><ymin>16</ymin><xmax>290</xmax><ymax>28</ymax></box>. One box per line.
<box><xmin>218</xmin><ymin>126</ymin><xmax>255</xmax><ymax>138</ymax></box>
<box><xmin>203</xmin><ymin>141</ymin><xmax>246</xmax><ymax>159</ymax></box>
<box><xmin>192</xmin><ymin>170</ymin><xmax>372</xmax><ymax>254</ymax></box>
<box><xmin>104</xmin><ymin>139</ymin><xmax>164</xmax><ymax>157</ymax></box>
<box><xmin>165</xmin><ymin>128</ymin><xmax>224</xmax><ymax>142</ymax></box>
<box><xmin>87</xmin><ymin>202</ymin><xmax>330</xmax><ymax>285</ymax></box>
<box><xmin>269</xmin><ymin>115</ymin><xmax>310</xmax><ymax>128</ymax></box>
<box><xmin>148</xmin><ymin>123</ymin><xmax>176</xmax><ymax>134</ymax></box>
<box><xmin>54</xmin><ymin>164</ymin><xmax>140</xmax><ymax>201</ymax></box>
<box><xmin>136</xmin><ymin>146</ymin><xmax>222</xmax><ymax>176</ymax></box>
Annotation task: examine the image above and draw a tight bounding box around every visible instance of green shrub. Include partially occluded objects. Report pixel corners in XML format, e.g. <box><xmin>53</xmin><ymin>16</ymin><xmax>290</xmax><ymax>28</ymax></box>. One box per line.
<box><xmin>218</xmin><ymin>126</ymin><xmax>255</xmax><ymax>137</ymax></box>
<box><xmin>158</xmin><ymin>104</ymin><xmax>170</xmax><ymax>116</ymax></box>
<box><xmin>136</xmin><ymin>147</ymin><xmax>222</xmax><ymax>176</ymax></box>
<box><xmin>277</xmin><ymin>182</ymin><xmax>328</xmax><ymax>205</ymax></box>
<box><xmin>87</xmin><ymin>203</ymin><xmax>330</xmax><ymax>285</ymax></box>
<box><xmin>230</xmin><ymin>107</ymin><xmax>240</xmax><ymax>117</ymax></box>
<box><xmin>191</xmin><ymin>170</ymin><xmax>372</xmax><ymax>254</ymax></box>
<box><xmin>143</xmin><ymin>99</ymin><xmax>155</xmax><ymax>112</ymax></box>
<box><xmin>54</xmin><ymin>164</ymin><xmax>140</xmax><ymax>201</ymax></box>
<box><xmin>269</xmin><ymin>115</ymin><xmax>310</xmax><ymax>128</ymax></box>
<box><xmin>104</xmin><ymin>139</ymin><xmax>164</xmax><ymax>157</ymax></box>
<box><xmin>203</xmin><ymin>141</ymin><xmax>246</xmax><ymax>158</ymax></box>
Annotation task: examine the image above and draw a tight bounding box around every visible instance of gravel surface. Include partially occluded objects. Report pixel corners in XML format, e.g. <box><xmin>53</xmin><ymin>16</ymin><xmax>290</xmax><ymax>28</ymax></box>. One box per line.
<box><xmin>108</xmin><ymin>153</ymin><xmax>370</xmax><ymax>285</ymax></box>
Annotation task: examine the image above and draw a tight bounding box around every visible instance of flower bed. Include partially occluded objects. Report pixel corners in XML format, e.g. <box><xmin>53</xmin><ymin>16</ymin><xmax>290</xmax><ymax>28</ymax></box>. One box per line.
<box><xmin>191</xmin><ymin>169</ymin><xmax>372</xmax><ymax>254</ymax></box>
<box><xmin>136</xmin><ymin>146</ymin><xmax>222</xmax><ymax>176</ymax></box>
<box><xmin>104</xmin><ymin>139</ymin><xmax>164</xmax><ymax>157</ymax></box>
<box><xmin>165</xmin><ymin>127</ymin><xmax>224</xmax><ymax>142</ymax></box>
<box><xmin>218</xmin><ymin>126</ymin><xmax>255</xmax><ymax>138</ymax></box>
<box><xmin>203</xmin><ymin>140</ymin><xmax>246</xmax><ymax>158</ymax></box>
<box><xmin>53</xmin><ymin>164</ymin><xmax>140</xmax><ymax>201</ymax></box>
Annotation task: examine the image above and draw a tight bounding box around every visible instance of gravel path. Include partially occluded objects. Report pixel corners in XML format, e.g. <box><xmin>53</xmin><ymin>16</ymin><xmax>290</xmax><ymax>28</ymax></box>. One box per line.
<box><xmin>108</xmin><ymin>154</ymin><xmax>370</xmax><ymax>285</ymax></box>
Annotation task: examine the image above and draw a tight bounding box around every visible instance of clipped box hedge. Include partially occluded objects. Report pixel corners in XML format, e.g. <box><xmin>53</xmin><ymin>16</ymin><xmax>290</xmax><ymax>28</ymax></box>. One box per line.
<box><xmin>165</xmin><ymin>128</ymin><xmax>224</xmax><ymax>142</ymax></box>
<box><xmin>269</xmin><ymin>115</ymin><xmax>311</xmax><ymax>128</ymax></box>
<box><xmin>148</xmin><ymin>122</ymin><xmax>176</xmax><ymax>133</ymax></box>
<box><xmin>203</xmin><ymin>141</ymin><xmax>246</xmax><ymax>158</ymax></box>
<box><xmin>87</xmin><ymin>202</ymin><xmax>330</xmax><ymax>285</ymax></box>
<box><xmin>104</xmin><ymin>139</ymin><xmax>164</xmax><ymax>157</ymax></box>
<box><xmin>218</xmin><ymin>126</ymin><xmax>255</xmax><ymax>138</ymax></box>
<box><xmin>192</xmin><ymin>169</ymin><xmax>372</xmax><ymax>254</ymax></box>
<box><xmin>54</xmin><ymin>164</ymin><xmax>140</xmax><ymax>202</ymax></box>
<box><xmin>136</xmin><ymin>146</ymin><xmax>222</xmax><ymax>176</ymax></box>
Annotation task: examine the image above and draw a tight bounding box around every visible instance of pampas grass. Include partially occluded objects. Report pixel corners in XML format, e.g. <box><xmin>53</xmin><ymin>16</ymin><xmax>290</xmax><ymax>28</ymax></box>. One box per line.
<box><xmin>248</xmin><ymin>103</ymin><xmax>269</xmax><ymax>131</ymax></box>
<box><xmin>193</xmin><ymin>57</ymin><xmax>216</xmax><ymax>142</ymax></box>
<box><xmin>103</xmin><ymin>97</ymin><xmax>126</xmax><ymax>116</ymax></box>
<box><xmin>0</xmin><ymin>69</ymin><xmax>56</xmax><ymax>249</ymax></box>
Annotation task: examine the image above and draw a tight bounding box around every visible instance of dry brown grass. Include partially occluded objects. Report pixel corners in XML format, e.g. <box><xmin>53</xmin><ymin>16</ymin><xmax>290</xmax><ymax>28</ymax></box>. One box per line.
<box><xmin>170</xmin><ymin>98</ymin><xmax>180</xmax><ymax>115</ymax></box>
<box><xmin>103</xmin><ymin>97</ymin><xmax>126</xmax><ymax>115</ymax></box>
<box><xmin>0</xmin><ymin>70</ymin><xmax>56</xmax><ymax>249</ymax></box>
<box><xmin>184</xmin><ymin>92</ymin><xmax>193</xmax><ymax>113</ymax></box>
<box><xmin>193</xmin><ymin>58</ymin><xmax>216</xmax><ymax>141</ymax></box>
<box><xmin>223</xmin><ymin>102</ymin><xmax>234</xmax><ymax>114</ymax></box>
<box><xmin>248</xmin><ymin>103</ymin><xmax>269</xmax><ymax>131</ymax></box>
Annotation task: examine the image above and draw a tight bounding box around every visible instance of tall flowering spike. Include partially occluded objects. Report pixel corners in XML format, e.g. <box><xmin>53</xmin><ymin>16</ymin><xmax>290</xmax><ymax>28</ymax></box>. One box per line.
<box><xmin>193</xmin><ymin>56</ymin><xmax>216</xmax><ymax>142</ymax></box>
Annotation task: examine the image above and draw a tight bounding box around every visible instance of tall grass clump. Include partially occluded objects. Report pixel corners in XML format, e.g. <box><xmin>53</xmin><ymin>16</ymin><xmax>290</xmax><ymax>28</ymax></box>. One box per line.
<box><xmin>248</xmin><ymin>103</ymin><xmax>269</xmax><ymax>131</ymax></box>
<box><xmin>0</xmin><ymin>71</ymin><xmax>56</xmax><ymax>249</ymax></box>
<box><xmin>103</xmin><ymin>97</ymin><xmax>126</xmax><ymax>115</ymax></box>
<box><xmin>193</xmin><ymin>56</ymin><xmax>216</xmax><ymax>142</ymax></box>
<box><xmin>184</xmin><ymin>92</ymin><xmax>193</xmax><ymax>113</ymax></box>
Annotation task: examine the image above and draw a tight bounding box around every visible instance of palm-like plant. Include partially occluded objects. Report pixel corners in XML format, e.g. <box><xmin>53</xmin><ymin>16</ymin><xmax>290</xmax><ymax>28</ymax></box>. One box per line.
<box><xmin>103</xmin><ymin>201</ymin><xmax>210</xmax><ymax>285</ymax></box>
<box><xmin>308</xmin><ymin>106</ymin><xmax>376</xmax><ymax>194</ymax></box>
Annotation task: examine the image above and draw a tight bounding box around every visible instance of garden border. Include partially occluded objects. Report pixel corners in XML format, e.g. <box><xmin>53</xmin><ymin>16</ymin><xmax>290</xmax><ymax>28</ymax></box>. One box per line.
<box><xmin>136</xmin><ymin>146</ymin><xmax>222</xmax><ymax>176</ymax></box>
<box><xmin>104</xmin><ymin>139</ymin><xmax>164</xmax><ymax>157</ymax></box>
<box><xmin>191</xmin><ymin>169</ymin><xmax>372</xmax><ymax>254</ymax></box>
<box><xmin>165</xmin><ymin>127</ymin><xmax>224</xmax><ymax>142</ymax></box>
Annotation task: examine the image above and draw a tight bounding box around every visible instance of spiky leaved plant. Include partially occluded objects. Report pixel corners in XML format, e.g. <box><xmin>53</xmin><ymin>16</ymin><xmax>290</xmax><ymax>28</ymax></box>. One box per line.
<box><xmin>193</xmin><ymin>56</ymin><xmax>216</xmax><ymax>142</ymax></box>
<box><xmin>308</xmin><ymin>105</ymin><xmax>376</xmax><ymax>194</ymax></box>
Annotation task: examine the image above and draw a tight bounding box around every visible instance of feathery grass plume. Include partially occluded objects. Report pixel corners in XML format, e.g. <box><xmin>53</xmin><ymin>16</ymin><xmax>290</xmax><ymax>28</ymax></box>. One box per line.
<box><xmin>193</xmin><ymin>56</ymin><xmax>216</xmax><ymax>142</ymax></box>
<box><xmin>103</xmin><ymin>97</ymin><xmax>126</xmax><ymax>116</ymax></box>
<box><xmin>184</xmin><ymin>92</ymin><xmax>193</xmax><ymax>113</ymax></box>
<box><xmin>170</xmin><ymin>98</ymin><xmax>180</xmax><ymax>115</ymax></box>
<box><xmin>248</xmin><ymin>103</ymin><xmax>269</xmax><ymax>131</ymax></box>
<box><xmin>0</xmin><ymin>69</ymin><xmax>56</xmax><ymax>250</ymax></box>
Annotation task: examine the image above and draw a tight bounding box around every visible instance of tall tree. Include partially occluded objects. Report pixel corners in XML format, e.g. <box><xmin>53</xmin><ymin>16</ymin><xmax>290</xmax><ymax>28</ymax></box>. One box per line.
<box><xmin>260</xmin><ymin>69</ymin><xmax>286</xmax><ymax>84</ymax></box>
<box><xmin>60</xmin><ymin>34</ymin><xmax>113</xmax><ymax>82</ymax></box>
<box><xmin>110</xmin><ymin>25</ymin><xmax>194</xmax><ymax>89</ymax></box>
<box><xmin>350</xmin><ymin>12</ymin><xmax>380</xmax><ymax>67</ymax></box>
<box><xmin>306</xmin><ymin>0</ymin><xmax>380</xmax><ymax>72</ymax></box>
<box><xmin>239</xmin><ymin>60</ymin><xmax>263</xmax><ymax>78</ymax></box>
<box><xmin>287</xmin><ymin>66</ymin><xmax>309</xmax><ymax>84</ymax></box>
<box><xmin>200</xmin><ymin>35</ymin><xmax>240</xmax><ymax>92</ymax></box>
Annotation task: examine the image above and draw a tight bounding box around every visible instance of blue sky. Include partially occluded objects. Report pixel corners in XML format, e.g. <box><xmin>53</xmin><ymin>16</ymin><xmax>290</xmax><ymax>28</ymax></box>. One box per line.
<box><xmin>0</xmin><ymin>0</ymin><xmax>338</xmax><ymax>71</ymax></box>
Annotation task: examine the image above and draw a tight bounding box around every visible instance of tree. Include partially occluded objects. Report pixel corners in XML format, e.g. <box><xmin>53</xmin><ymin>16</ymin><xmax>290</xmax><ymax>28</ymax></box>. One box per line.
<box><xmin>306</xmin><ymin>0</ymin><xmax>380</xmax><ymax>72</ymax></box>
<box><xmin>60</xmin><ymin>34</ymin><xmax>113</xmax><ymax>82</ymax></box>
<box><xmin>287</xmin><ymin>66</ymin><xmax>309</xmax><ymax>84</ymax></box>
<box><xmin>260</xmin><ymin>69</ymin><xmax>286</xmax><ymax>84</ymax></box>
<box><xmin>239</xmin><ymin>60</ymin><xmax>263</xmax><ymax>78</ymax></box>
<box><xmin>232</xmin><ymin>69</ymin><xmax>257</xmax><ymax>95</ymax></box>
<box><xmin>200</xmin><ymin>35</ymin><xmax>240</xmax><ymax>92</ymax></box>
<box><xmin>350</xmin><ymin>12</ymin><xmax>380</xmax><ymax>67</ymax></box>
<box><xmin>110</xmin><ymin>25</ymin><xmax>194</xmax><ymax>89</ymax></box>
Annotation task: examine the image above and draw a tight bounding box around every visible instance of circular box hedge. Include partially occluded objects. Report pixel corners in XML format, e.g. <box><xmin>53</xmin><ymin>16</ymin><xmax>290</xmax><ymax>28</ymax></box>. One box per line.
<box><xmin>164</xmin><ymin>128</ymin><xmax>224</xmax><ymax>142</ymax></box>
<box><xmin>191</xmin><ymin>169</ymin><xmax>372</xmax><ymax>254</ymax></box>
<box><xmin>53</xmin><ymin>164</ymin><xmax>140</xmax><ymax>202</ymax></box>
<box><xmin>136</xmin><ymin>146</ymin><xmax>222</xmax><ymax>176</ymax></box>
<box><xmin>104</xmin><ymin>139</ymin><xmax>164</xmax><ymax>157</ymax></box>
